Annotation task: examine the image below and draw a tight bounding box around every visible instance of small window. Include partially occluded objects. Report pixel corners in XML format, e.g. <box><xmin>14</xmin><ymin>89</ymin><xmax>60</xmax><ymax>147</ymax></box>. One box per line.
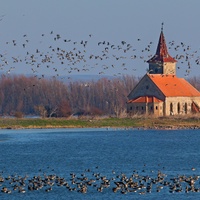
<box><xmin>156</xmin><ymin>106</ymin><xmax>158</xmax><ymax>110</ymax></box>
<box><xmin>146</xmin><ymin>85</ymin><xmax>149</xmax><ymax>89</ymax></box>
<box><xmin>141</xmin><ymin>106</ymin><xmax>144</xmax><ymax>110</ymax></box>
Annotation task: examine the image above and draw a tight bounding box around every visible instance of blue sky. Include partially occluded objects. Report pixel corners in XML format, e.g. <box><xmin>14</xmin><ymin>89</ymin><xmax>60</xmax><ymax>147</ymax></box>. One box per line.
<box><xmin>0</xmin><ymin>0</ymin><xmax>200</xmax><ymax>79</ymax></box>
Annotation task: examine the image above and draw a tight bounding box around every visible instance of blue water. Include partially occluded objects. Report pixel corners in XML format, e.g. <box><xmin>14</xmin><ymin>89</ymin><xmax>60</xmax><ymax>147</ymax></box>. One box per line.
<box><xmin>0</xmin><ymin>128</ymin><xmax>200</xmax><ymax>199</ymax></box>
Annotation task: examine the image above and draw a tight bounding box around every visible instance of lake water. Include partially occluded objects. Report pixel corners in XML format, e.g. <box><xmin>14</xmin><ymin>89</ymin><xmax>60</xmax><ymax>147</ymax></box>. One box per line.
<box><xmin>0</xmin><ymin>128</ymin><xmax>200</xmax><ymax>199</ymax></box>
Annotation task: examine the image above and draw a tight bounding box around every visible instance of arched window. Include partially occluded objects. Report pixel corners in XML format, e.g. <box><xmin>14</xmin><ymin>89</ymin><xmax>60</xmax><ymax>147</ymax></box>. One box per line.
<box><xmin>185</xmin><ymin>103</ymin><xmax>187</xmax><ymax>114</ymax></box>
<box><xmin>170</xmin><ymin>103</ymin><xmax>173</xmax><ymax>115</ymax></box>
<box><xmin>177</xmin><ymin>102</ymin><xmax>180</xmax><ymax>114</ymax></box>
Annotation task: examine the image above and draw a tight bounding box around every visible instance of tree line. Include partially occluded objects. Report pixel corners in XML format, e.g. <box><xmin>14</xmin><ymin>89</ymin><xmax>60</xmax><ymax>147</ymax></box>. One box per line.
<box><xmin>0</xmin><ymin>74</ymin><xmax>139</xmax><ymax>117</ymax></box>
<box><xmin>0</xmin><ymin>74</ymin><xmax>199</xmax><ymax>118</ymax></box>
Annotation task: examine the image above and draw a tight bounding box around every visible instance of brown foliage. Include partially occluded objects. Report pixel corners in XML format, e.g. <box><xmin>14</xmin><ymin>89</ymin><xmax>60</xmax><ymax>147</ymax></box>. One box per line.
<box><xmin>0</xmin><ymin>74</ymin><xmax>138</xmax><ymax>117</ymax></box>
<box><xmin>14</xmin><ymin>111</ymin><xmax>24</xmax><ymax>118</ymax></box>
<box><xmin>188</xmin><ymin>76</ymin><xmax>200</xmax><ymax>91</ymax></box>
<box><xmin>57</xmin><ymin>100</ymin><xmax>72</xmax><ymax>117</ymax></box>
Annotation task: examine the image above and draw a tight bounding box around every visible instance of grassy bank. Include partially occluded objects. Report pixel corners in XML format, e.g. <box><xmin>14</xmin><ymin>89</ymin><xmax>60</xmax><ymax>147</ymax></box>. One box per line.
<box><xmin>0</xmin><ymin>116</ymin><xmax>200</xmax><ymax>129</ymax></box>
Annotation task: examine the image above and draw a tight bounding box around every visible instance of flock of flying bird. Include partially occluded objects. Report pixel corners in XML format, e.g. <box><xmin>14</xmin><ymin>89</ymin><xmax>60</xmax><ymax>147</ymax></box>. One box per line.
<box><xmin>0</xmin><ymin>31</ymin><xmax>150</xmax><ymax>79</ymax></box>
<box><xmin>0</xmin><ymin>16</ymin><xmax>199</xmax><ymax>80</ymax></box>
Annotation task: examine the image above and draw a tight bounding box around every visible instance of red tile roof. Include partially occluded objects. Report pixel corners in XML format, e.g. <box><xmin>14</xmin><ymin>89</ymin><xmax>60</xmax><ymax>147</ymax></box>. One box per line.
<box><xmin>147</xmin><ymin>31</ymin><xmax>177</xmax><ymax>63</ymax></box>
<box><xmin>128</xmin><ymin>96</ymin><xmax>163</xmax><ymax>103</ymax></box>
<box><xmin>148</xmin><ymin>74</ymin><xmax>200</xmax><ymax>97</ymax></box>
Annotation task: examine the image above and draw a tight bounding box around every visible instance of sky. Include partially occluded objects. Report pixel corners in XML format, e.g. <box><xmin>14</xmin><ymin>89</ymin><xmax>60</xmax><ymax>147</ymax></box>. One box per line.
<box><xmin>0</xmin><ymin>0</ymin><xmax>200</xmax><ymax>80</ymax></box>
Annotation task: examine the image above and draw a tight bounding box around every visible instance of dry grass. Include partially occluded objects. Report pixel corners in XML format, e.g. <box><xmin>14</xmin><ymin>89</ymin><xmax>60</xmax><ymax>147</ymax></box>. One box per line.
<box><xmin>0</xmin><ymin>115</ymin><xmax>199</xmax><ymax>129</ymax></box>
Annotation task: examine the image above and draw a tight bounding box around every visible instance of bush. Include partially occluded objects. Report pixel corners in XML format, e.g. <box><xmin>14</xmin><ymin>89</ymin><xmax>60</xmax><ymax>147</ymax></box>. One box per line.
<box><xmin>14</xmin><ymin>112</ymin><xmax>24</xmax><ymax>118</ymax></box>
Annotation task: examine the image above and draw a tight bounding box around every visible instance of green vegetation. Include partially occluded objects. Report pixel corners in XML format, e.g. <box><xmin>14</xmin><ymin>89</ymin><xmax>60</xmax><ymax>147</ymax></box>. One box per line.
<box><xmin>0</xmin><ymin>116</ymin><xmax>200</xmax><ymax>129</ymax></box>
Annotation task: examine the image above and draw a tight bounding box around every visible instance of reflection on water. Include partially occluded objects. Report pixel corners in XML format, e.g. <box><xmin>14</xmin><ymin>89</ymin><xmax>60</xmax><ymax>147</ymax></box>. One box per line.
<box><xmin>0</xmin><ymin>134</ymin><xmax>10</xmax><ymax>142</ymax></box>
<box><xmin>0</xmin><ymin>128</ymin><xmax>200</xmax><ymax>199</ymax></box>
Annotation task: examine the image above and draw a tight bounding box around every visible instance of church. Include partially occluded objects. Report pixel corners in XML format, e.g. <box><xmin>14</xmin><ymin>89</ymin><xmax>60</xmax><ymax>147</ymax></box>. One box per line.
<box><xmin>127</xmin><ymin>28</ymin><xmax>200</xmax><ymax>116</ymax></box>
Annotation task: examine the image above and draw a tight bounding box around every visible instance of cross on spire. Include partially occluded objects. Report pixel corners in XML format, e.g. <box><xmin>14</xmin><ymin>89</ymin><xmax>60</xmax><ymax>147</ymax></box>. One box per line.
<box><xmin>161</xmin><ymin>22</ymin><xmax>164</xmax><ymax>31</ymax></box>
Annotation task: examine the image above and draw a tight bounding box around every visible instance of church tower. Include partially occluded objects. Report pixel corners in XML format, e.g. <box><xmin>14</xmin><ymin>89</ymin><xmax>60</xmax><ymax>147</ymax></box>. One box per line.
<box><xmin>147</xmin><ymin>25</ymin><xmax>177</xmax><ymax>75</ymax></box>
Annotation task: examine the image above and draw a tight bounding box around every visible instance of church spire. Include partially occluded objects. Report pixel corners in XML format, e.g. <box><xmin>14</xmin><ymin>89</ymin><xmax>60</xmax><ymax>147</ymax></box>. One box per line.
<box><xmin>147</xmin><ymin>25</ymin><xmax>177</xmax><ymax>63</ymax></box>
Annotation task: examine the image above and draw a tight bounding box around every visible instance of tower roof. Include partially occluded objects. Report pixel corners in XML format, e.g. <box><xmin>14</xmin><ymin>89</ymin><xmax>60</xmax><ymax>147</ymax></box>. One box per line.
<box><xmin>147</xmin><ymin>30</ymin><xmax>177</xmax><ymax>63</ymax></box>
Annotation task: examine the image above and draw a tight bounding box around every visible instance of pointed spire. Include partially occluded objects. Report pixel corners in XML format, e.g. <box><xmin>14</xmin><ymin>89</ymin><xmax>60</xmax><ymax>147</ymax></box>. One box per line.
<box><xmin>155</xmin><ymin>29</ymin><xmax>169</xmax><ymax>58</ymax></box>
<box><xmin>147</xmin><ymin>25</ymin><xmax>177</xmax><ymax>63</ymax></box>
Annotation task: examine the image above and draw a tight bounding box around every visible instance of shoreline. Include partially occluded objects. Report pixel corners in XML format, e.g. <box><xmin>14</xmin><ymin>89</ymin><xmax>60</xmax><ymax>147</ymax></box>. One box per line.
<box><xmin>0</xmin><ymin>117</ymin><xmax>200</xmax><ymax>130</ymax></box>
<box><xmin>1</xmin><ymin>125</ymin><xmax>200</xmax><ymax>131</ymax></box>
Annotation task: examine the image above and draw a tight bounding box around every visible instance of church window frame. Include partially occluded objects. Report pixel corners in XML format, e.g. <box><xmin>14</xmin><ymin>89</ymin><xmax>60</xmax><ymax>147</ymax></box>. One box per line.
<box><xmin>170</xmin><ymin>103</ymin><xmax>173</xmax><ymax>115</ymax></box>
<box><xmin>177</xmin><ymin>102</ymin><xmax>181</xmax><ymax>114</ymax></box>
<box><xmin>184</xmin><ymin>103</ymin><xmax>187</xmax><ymax>114</ymax></box>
